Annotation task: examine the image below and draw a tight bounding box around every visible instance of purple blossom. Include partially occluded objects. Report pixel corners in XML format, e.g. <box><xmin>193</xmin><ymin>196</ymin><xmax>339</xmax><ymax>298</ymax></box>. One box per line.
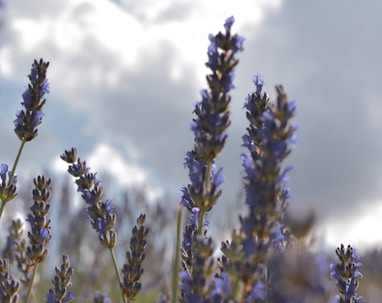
<box><xmin>233</xmin><ymin>35</ymin><xmax>245</xmax><ymax>53</ymax></box>
<box><xmin>330</xmin><ymin>244</ymin><xmax>363</xmax><ymax>302</ymax></box>
<box><xmin>253</xmin><ymin>74</ymin><xmax>264</xmax><ymax>94</ymax></box>
<box><xmin>14</xmin><ymin>58</ymin><xmax>50</xmax><ymax>142</ymax></box>
<box><xmin>224</xmin><ymin>16</ymin><xmax>235</xmax><ymax>32</ymax></box>
<box><xmin>45</xmin><ymin>255</ymin><xmax>74</xmax><ymax>303</ymax></box>
<box><xmin>247</xmin><ymin>280</ymin><xmax>265</xmax><ymax>302</ymax></box>
<box><xmin>0</xmin><ymin>163</ymin><xmax>7</xmax><ymax>182</ymax></box>
<box><xmin>26</xmin><ymin>176</ymin><xmax>52</xmax><ymax>264</ymax></box>
<box><xmin>61</xmin><ymin>149</ymin><xmax>117</xmax><ymax>248</ymax></box>
<box><xmin>0</xmin><ymin>164</ymin><xmax>16</xmax><ymax>185</ymax></box>
<box><xmin>189</xmin><ymin>207</ymin><xmax>200</xmax><ymax>225</ymax></box>
<box><xmin>182</xmin><ymin>17</ymin><xmax>243</xmax><ymax>231</ymax></box>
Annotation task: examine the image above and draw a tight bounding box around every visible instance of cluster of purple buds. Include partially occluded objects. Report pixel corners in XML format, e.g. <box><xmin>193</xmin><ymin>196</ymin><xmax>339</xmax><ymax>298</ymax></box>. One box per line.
<box><xmin>61</xmin><ymin>148</ymin><xmax>117</xmax><ymax>249</ymax></box>
<box><xmin>330</xmin><ymin>244</ymin><xmax>363</xmax><ymax>303</ymax></box>
<box><xmin>45</xmin><ymin>255</ymin><xmax>74</xmax><ymax>303</ymax></box>
<box><xmin>120</xmin><ymin>214</ymin><xmax>148</xmax><ymax>301</ymax></box>
<box><xmin>181</xmin><ymin>15</ymin><xmax>244</xmax><ymax>226</ymax></box>
<box><xmin>0</xmin><ymin>259</ymin><xmax>20</xmax><ymax>303</ymax></box>
<box><xmin>26</xmin><ymin>175</ymin><xmax>52</xmax><ymax>265</ymax></box>
<box><xmin>179</xmin><ymin>16</ymin><xmax>244</xmax><ymax>302</ymax></box>
<box><xmin>240</xmin><ymin>77</ymin><xmax>297</xmax><ymax>258</ymax></box>
<box><xmin>0</xmin><ymin>164</ymin><xmax>17</xmax><ymax>204</ymax></box>
<box><xmin>14</xmin><ymin>58</ymin><xmax>50</xmax><ymax>142</ymax></box>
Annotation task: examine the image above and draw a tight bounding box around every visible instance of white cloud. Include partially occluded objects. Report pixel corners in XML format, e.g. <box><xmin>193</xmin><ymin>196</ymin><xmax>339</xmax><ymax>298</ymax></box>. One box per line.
<box><xmin>89</xmin><ymin>143</ymin><xmax>165</xmax><ymax>201</ymax></box>
<box><xmin>4</xmin><ymin>0</ymin><xmax>382</xmax><ymax>250</ymax></box>
<box><xmin>87</xmin><ymin>142</ymin><xmax>147</xmax><ymax>185</ymax></box>
<box><xmin>52</xmin><ymin>142</ymin><xmax>164</xmax><ymax>201</ymax></box>
<box><xmin>324</xmin><ymin>202</ymin><xmax>382</xmax><ymax>249</ymax></box>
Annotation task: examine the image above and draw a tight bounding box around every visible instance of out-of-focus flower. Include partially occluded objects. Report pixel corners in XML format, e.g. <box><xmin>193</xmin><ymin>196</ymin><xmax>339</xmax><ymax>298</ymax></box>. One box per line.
<box><xmin>0</xmin><ymin>258</ymin><xmax>20</xmax><ymax>303</ymax></box>
<box><xmin>330</xmin><ymin>244</ymin><xmax>363</xmax><ymax>303</ymax></box>
<box><xmin>45</xmin><ymin>255</ymin><xmax>74</xmax><ymax>303</ymax></box>
<box><xmin>120</xmin><ymin>214</ymin><xmax>148</xmax><ymax>301</ymax></box>
<box><xmin>0</xmin><ymin>164</ymin><xmax>17</xmax><ymax>203</ymax></box>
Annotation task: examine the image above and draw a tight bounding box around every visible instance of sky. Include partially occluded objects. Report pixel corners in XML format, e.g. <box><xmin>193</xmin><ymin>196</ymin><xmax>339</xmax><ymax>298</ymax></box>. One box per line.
<box><xmin>1</xmin><ymin>0</ymin><xmax>382</xmax><ymax>250</ymax></box>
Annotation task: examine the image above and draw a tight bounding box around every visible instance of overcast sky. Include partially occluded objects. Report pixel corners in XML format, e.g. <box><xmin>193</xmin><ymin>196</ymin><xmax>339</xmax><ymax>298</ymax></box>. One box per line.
<box><xmin>1</xmin><ymin>0</ymin><xmax>382</xmax><ymax>250</ymax></box>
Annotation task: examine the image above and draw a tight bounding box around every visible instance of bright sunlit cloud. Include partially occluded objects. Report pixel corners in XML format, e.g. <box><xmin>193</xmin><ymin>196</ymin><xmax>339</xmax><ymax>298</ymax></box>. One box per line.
<box><xmin>324</xmin><ymin>201</ymin><xmax>382</xmax><ymax>249</ymax></box>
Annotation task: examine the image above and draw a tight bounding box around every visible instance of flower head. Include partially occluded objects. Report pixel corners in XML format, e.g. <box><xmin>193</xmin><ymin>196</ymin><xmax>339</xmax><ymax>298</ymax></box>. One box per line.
<box><xmin>330</xmin><ymin>244</ymin><xmax>363</xmax><ymax>302</ymax></box>
<box><xmin>0</xmin><ymin>164</ymin><xmax>17</xmax><ymax>203</ymax></box>
<box><xmin>45</xmin><ymin>255</ymin><xmax>74</xmax><ymax>303</ymax></box>
<box><xmin>26</xmin><ymin>175</ymin><xmax>52</xmax><ymax>264</ymax></box>
<box><xmin>61</xmin><ymin>148</ymin><xmax>117</xmax><ymax>248</ymax></box>
<box><xmin>120</xmin><ymin>214</ymin><xmax>148</xmax><ymax>301</ymax></box>
<box><xmin>253</xmin><ymin>74</ymin><xmax>264</xmax><ymax>94</ymax></box>
<box><xmin>14</xmin><ymin>58</ymin><xmax>50</xmax><ymax>142</ymax></box>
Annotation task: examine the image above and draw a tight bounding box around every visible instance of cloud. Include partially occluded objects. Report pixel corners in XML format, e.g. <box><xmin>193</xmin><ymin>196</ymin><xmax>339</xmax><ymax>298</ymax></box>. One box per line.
<box><xmin>236</xmin><ymin>0</ymin><xmax>382</xmax><ymax>237</ymax></box>
<box><xmin>2</xmin><ymin>0</ymin><xmax>382</xmax><ymax>248</ymax></box>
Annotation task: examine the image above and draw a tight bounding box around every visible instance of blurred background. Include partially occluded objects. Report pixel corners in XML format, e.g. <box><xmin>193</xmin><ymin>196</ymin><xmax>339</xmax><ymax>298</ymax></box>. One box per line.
<box><xmin>1</xmin><ymin>0</ymin><xmax>382</xmax><ymax>301</ymax></box>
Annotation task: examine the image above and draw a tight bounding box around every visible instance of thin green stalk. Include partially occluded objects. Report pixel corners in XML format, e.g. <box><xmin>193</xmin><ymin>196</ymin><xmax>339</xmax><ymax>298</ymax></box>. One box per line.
<box><xmin>109</xmin><ymin>247</ymin><xmax>128</xmax><ymax>303</ymax></box>
<box><xmin>25</xmin><ymin>262</ymin><xmax>38</xmax><ymax>303</ymax></box>
<box><xmin>8</xmin><ymin>140</ymin><xmax>26</xmax><ymax>186</ymax></box>
<box><xmin>231</xmin><ymin>276</ymin><xmax>241</xmax><ymax>301</ymax></box>
<box><xmin>263</xmin><ymin>265</ymin><xmax>268</xmax><ymax>303</ymax></box>
<box><xmin>0</xmin><ymin>202</ymin><xmax>5</xmax><ymax>220</ymax></box>
<box><xmin>0</xmin><ymin>140</ymin><xmax>26</xmax><ymax>219</ymax></box>
<box><xmin>171</xmin><ymin>205</ymin><xmax>183</xmax><ymax>303</ymax></box>
<box><xmin>198</xmin><ymin>161</ymin><xmax>213</xmax><ymax>235</ymax></box>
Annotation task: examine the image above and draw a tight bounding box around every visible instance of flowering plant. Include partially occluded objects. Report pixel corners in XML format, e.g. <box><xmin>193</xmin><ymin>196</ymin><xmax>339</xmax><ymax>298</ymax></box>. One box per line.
<box><xmin>0</xmin><ymin>17</ymin><xmax>365</xmax><ymax>303</ymax></box>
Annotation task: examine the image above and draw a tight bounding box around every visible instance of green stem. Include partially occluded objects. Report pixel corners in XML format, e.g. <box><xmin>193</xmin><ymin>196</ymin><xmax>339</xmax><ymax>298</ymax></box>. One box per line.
<box><xmin>231</xmin><ymin>276</ymin><xmax>241</xmax><ymax>301</ymax></box>
<box><xmin>263</xmin><ymin>264</ymin><xmax>268</xmax><ymax>303</ymax></box>
<box><xmin>0</xmin><ymin>140</ymin><xmax>26</xmax><ymax>219</ymax></box>
<box><xmin>109</xmin><ymin>247</ymin><xmax>128</xmax><ymax>303</ymax></box>
<box><xmin>171</xmin><ymin>205</ymin><xmax>183</xmax><ymax>303</ymax></box>
<box><xmin>198</xmin><ymin>161</ymin><xmax>212</xmax><ymax>235</ymax></box>
<box><xmin>0</xmin><ymin>203</ymin><xmax>5</xmax><ymax>220</ymax></box>
<box><xmin>25</xmin><ymin>262</ymin><xmax>37</xmax><ymax>303</ymax></box>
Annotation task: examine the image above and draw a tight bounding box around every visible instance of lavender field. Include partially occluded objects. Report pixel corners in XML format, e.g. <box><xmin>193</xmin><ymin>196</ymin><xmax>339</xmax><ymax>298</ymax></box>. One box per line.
<box><xmin>1</xmin><ymin>2</ymin><xmax>382</xmax><ymax>303</ymax></box>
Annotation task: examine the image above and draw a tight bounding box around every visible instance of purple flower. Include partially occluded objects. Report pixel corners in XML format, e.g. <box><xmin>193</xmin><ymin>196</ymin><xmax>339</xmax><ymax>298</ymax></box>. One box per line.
<box><xmin>0</xmin><ymin>163</ymin><xmax>17</xmax><ymax>188</ymax></box>
<box><xmin>25</xmin><ymin>176</ymin><xmax>52</xmax><ymax>265</ymax></box>
<box><xmin>0</xmin><ymin>163</ymin><xmax>8</xmax><ymax>183</ymax></box>
<box><xmin>45</xmin><ymin>255</ymin><xmax>74</xmax><ymax>303</ymax></box>
<box><xmin>224</xmin><ymin>16</ymin><xmax>235</xmax><ymax>32</ymax></box>
<box><xmin>14</xmin><ymin>58</ymin><xmax>50</xmax><ymax>142</ymax></box>
<box><xmin>253</xmin><ymin>74</ymin><xmax>264</xmax><ymax>94</ymax></box>
<box><xmin>61</xmin><ymin>148</ymin><xmax>117</xmax><ymax>248</ymax></box>
<box><xmin>330</xmin><ymin>244</ymin><xmax>363</xmax><ymax>302</ymax></box>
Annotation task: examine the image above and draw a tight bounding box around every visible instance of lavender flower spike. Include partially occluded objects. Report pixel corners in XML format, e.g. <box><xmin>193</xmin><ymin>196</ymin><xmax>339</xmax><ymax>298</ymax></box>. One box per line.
<box><xmin>14</xmin><ymin>58</ymin><xmax>50</xmax><ymax>142</ymax></box>
<box><xmin>179</xmin><ymin>16</ymin><xmax>244</xmax><ymax>303</ymax></box>
<box><xmin>61</xmin><ymin>148</ymin><xmax>117</xmax><ymax>249</ymax></box>
<box><xmin>330</xmin><ymin>244</ymin><xmax>363</xmax><ymax>303</ymax></box>
<box><xmin>45</xmin><ymin>255</ymin><xmax>75</xmax><ymax>303</ymax></box>
<box><xmin>0</xmin><ymin>164</ymin><xmax>17</xmax><ymax>203</ymax></box>
<box><xmin>218</xmin><ymin>76</ymin><xmax>297</xmax><ymax>302</ymax></box>
<box><xmin>0</xmin><ymin>259</ymin><xmax>20</xmax><ymax>303</ymax></box>
<box><xmin>181</xmin><ymin>15</ymin><xmax>244</xmax><ymax>225</ymax></box>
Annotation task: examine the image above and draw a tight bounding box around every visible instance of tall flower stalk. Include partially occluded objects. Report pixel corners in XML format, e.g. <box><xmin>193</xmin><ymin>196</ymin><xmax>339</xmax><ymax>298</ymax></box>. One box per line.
<box><xmin>61</xmin><ymin>148</ymin><xmax>124</xmax><ymax>302</ymax></box>
<box><xmin>179</xmin><ymin>16</ymin><xmax>244</xmax><ymax>302</ymax></box>
<box><xmin>219</xmin><ymin>75</ymin><xmax>297</xmax><ymax>301</ymax></box>
<box><xmin>0</xmin><ymin>58</ymin><xmax>50</xmax><ymax>219</ymax></box>
<box><xmin>61</xmin><ymin>148</ymin><xmax>148</xmax><ymax>303</ymax></box>
<box><xmin>331</xmin><ymin>244</ymin><xmax>363</xmax><ymax>303</ymax></box>
<box><xmin>181</xmin><ymin>16</ymin><xmax>245</xmax><ymax>232</ymax></box>
<box><xmin>25</xmin><ymin>175</ymin><xmax>53</xmax><ymax>303</ymax></box>
<box><xmin>45</xmin><ymin>255</ymin><xmax>74</xmax><ymax>303</ymax></box>
<box><xmin>0</xmin><ymin>259</ymin><xmax>20</xmax><ymax>303</ymax></box>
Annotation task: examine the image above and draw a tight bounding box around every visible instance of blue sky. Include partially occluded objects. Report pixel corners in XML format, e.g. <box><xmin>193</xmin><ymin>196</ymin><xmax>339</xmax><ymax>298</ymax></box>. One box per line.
<box><xmin>1</xmin><ymin>0</ymin><xmax>382</xmax><ymax>249</ymax></box>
